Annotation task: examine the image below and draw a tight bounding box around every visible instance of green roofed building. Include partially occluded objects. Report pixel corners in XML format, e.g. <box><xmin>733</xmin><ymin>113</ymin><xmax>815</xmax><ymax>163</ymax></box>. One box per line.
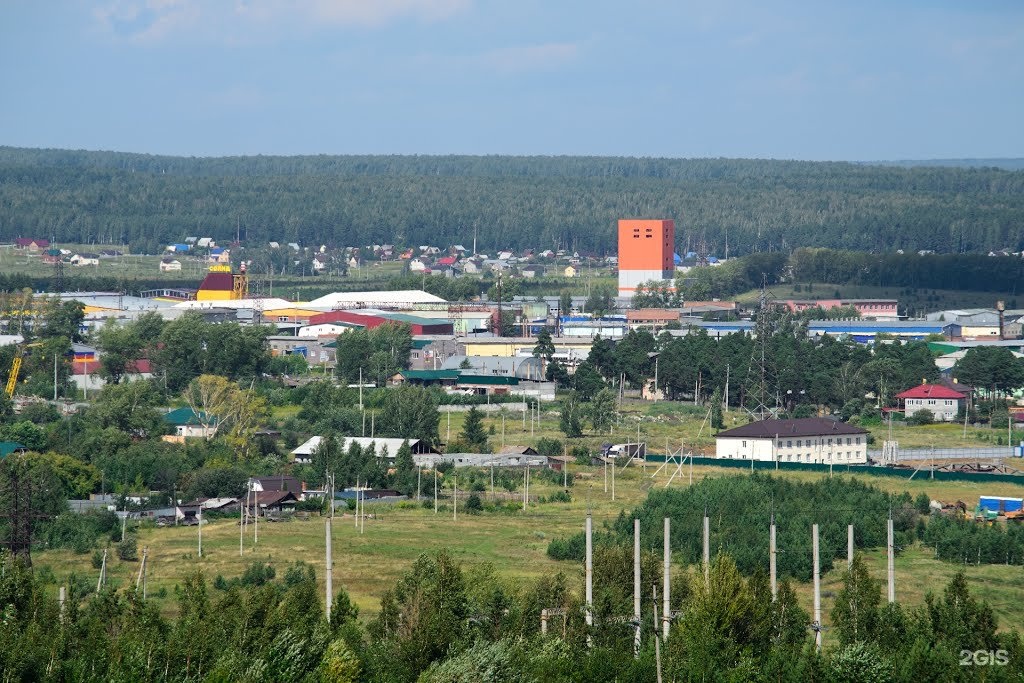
<box><xmin>163</xmin><ymin>407</ymin><xmax>219</xmax><ymax>439</ymax></box>
<box><xmin>0</xmin><ymin>441</ymin><xmax>27</xmax><ymax>458</ymax></box>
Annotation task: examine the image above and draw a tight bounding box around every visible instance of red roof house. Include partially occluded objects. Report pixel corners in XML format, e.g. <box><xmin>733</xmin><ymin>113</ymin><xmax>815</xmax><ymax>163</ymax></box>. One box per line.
<box><xmin>895</xmin><ymin>382</ymin><xmax>966</xmax><ymax>422</ymax></box>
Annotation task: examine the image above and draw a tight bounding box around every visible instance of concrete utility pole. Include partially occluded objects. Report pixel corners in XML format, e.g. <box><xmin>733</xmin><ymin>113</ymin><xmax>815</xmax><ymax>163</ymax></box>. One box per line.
<box><xmin>703</xmin><ymin>514</ymin><xmax>710</xmax><ymax>585</ymax></box>
<box><xmin>633</xmin><ymin>518</ymin><xmax>641</xmax><ymax>657</ymax></box>
<box><xmin>97</xmin><ymin>549</ymin><xmax>107</xmax><ymax>592</ymax></box>
<box><xmin>59</xmin><ymin>586</ymin><xmax>66</xmax><ymax>617</ymax></box>
<box><xmin>770</xmin><ymin>515</ymin><xmax>777</xmax><ymax>601</ymax></box>
<box><xmin>585</xmin><ymin>513</ymin><xmax>594</xmax><ymax>630</ymax></box>
<box><xmin>136</xmin><ymin>547</ymin><xmax>148</xmax><ymax>597</ymax></box>
<box><xmin>663</xmin><ymin>517</ymin><xmax>671</xmax><ymax>641</ymax></box>
<box><xmin>653</xmin><ymin>586</ymin><xmax>664</xmax><ymax>683</ymax></box>
<box><xmin>848</xmin><ymin>524</ymin><xmax>855</xmax><ymax>569</ymax></box>
<box><xmin>453</xmin><ymin>474</ymin><xmax>458</xmax><ymax>521</ymax></box>
<box><xmin>198</xmin><ymin>507</ymin><xmax>202</xmax><ymax>558</ymax></box>
<box><xmin>813</xmin><ymin>524</ymin><xmax>821</xmax><ymax>651</ymax></box>
<box><xmin>887</xmin><ymin>515</ymin><xmax>895</xmax><ymax>603</ymax></box>
<box><xmin>325</xmin><ymin>518</ymin><xmax>333</xmax><ymax>623</ymax></box>
<box><xmin>434</xmin><ymin>469</ymin><xmax>438</xmax><ymax>514</ymax></box>
<box><xmin>523</xmin><ymin>466</ymin><xmax>528</xmax><ymax>511</ymax></box>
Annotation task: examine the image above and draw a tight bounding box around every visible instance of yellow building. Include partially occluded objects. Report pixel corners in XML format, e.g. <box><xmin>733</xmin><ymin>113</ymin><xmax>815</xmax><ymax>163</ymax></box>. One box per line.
<box><xmin>196</xmin><ymin>265</ymin><xmax>247</xmax><ymax>301</ymax></box>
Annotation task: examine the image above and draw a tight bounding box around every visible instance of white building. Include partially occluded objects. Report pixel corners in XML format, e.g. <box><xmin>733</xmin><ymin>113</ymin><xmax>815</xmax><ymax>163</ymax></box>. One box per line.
<box><xmin>715</xmin><ymin>417</ymin><xmax>869</xmax><ymax>464</ymax></box>
<box><xmin>895</xmin><ymin>382</ymin><xmax>967</xmax><ymax>422</ymax></box>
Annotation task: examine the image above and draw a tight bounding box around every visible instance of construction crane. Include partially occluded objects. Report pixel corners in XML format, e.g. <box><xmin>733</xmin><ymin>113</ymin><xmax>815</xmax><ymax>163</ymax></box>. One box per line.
<box><xmin>4</xmin><ymin>342</ymin><xmax>43</xmax><ymax>399</ymax></box>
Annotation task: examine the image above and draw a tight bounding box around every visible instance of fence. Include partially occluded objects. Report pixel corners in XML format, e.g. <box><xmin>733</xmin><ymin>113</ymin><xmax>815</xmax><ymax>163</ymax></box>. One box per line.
<box><xmin>643</xmin><ymin>453</ymin><xmax>1024</xmax><ymax>485</ymax></box>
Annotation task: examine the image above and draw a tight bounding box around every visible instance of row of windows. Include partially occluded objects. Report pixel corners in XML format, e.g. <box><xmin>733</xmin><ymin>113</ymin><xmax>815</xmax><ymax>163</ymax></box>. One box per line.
<box><xmin>740</xmin><ymin>436</ymin><xmax>862</xmax><ymax>448</ymax></box>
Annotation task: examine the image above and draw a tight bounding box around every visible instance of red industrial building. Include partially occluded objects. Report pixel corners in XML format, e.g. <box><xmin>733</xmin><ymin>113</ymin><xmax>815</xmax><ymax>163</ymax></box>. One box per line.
<box><xmin>307</xmin><ymin>310</ymin><xmax>454</xmax><ymax>335</ymax></box>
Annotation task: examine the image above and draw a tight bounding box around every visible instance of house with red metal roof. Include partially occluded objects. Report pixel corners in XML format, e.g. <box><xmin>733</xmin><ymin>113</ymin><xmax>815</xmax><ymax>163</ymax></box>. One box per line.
<box><xmin>895</xmin><ymin>381</ymin><xmax>967</xmax><ymax>422</ymax></box>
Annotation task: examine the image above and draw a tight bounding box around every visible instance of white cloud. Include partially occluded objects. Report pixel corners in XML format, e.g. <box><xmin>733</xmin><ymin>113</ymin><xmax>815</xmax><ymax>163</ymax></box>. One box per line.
<box><xmin>92</xmin><ymin>0</ymin><xmax>470</xmax><ymax>43</ymax></box>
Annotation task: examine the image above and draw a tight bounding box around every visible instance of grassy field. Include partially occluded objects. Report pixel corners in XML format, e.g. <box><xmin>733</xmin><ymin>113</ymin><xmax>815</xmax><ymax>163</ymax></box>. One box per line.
<box><xmin>423</xmin><ymin>401</ymin><xmax>1024</xmax><ymax>458</ymax></box>
<box><xmin>32</xmin><ymin>460</ymin><xmax>1024</xmax><ymax>634</ymax></box>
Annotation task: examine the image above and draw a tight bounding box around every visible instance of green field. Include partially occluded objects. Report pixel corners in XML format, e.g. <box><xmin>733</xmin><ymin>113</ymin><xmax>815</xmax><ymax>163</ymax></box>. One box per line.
<box><xmin>32</xmin><ymin>460</ymin><xmax>1024</xmax><ymax>635</ymax></box>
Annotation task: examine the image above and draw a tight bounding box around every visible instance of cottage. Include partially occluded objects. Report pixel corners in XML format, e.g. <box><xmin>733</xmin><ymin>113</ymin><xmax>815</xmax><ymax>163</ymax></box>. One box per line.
<box><xmin>163</xmin><ymin>407</ymin><xmax>218</xmax><ymax>439</ymax></box>
<box><xmin>14</xmin><ymin>238</ymin><xmax>49</xmax><ymax>251</ymax></box>
<box><xmin>70</xmin><ymin>253</ymin><xmax>100</xmax><ymax>267</ymax></box>
<box><xmin>159</xmin><ymin>258</ymin><xmax>182</xmax><ymax>272</ymax></box>
<box><xmin>715</xmin><ymin>417</ymin><xmax>869</xmax><ymax>464</ymax></box>
<box><xmin>895</xmin><ymin>382</ymin><xmax>967</xmax><ymax>422</ymax></box>
<box><xmin>564</xmin><ymin>265</ymin><xmax>577</xmax><ymax>278</ymax></box>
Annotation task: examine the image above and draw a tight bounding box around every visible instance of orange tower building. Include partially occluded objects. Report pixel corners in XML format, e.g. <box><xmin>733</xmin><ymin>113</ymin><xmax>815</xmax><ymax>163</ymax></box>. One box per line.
<box><xmin>617</xmin><ymin>219</ymin><xmax>675</xmax><ymax>297</ymax></box>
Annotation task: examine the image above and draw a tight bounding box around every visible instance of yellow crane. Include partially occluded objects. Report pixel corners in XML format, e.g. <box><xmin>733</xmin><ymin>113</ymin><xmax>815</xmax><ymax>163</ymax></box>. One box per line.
<box><xmin>4</xmin><ymin>342</ymin><xmax>43</xmax><ymax>399</ymax></box>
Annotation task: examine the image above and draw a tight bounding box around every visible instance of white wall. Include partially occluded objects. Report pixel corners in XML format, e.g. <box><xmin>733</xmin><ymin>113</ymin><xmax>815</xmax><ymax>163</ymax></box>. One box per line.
<box><xmin>716</xmin><ymin>435</ymin><xmax>868</xmax><ymax>464</ymax></box>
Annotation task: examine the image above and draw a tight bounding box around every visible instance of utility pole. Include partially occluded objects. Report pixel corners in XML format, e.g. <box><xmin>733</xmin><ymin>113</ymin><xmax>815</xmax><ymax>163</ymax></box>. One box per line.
<box><xmin>633</xmin><ymin>518</ymin><xmax>641</xmax><ymax>657</ymax></box>
<box><xmin>770</xmin><ymin>514</ymin><xmax>777</xmax><ymax>601</ymax></box>
<box><xmin>663</xmin><ymin>517</ymin><xmax>671</xmax><ymax>641</ymax></box>
<box><xmin>585</xmin><ymin>513</ymin><xmax>594</xmax><ymax>632</ymax></box>
<box><xmin>326</xmin><ymin>518</ymin><xmax>333</xmax><ymax>623</ymax></box>
<box><xmin>136</xmin><ymin>547</ymin><xmax>148</xmax><ymax>598</ymax></box>
<box><xmin>522</xmin><ymin>466</ymin><xmax>528</xmax><ymax>511</ymax></box>
<box><xmin>848</xmin><ymin>524</ymin><xmax>854</xmax><ymax>569</ymax></box>
<box><xmin>97</xmin><ymin>548</ymin><xmax>107</xmax><ymax>592</ymax></box>
<box><xmin>653</xmin><ymin>587</ymin><xmax>664</xmax><ymax>683</ymax></box>
<box><xmin>611</xmin><ymin>458</ymin><xmax>615</xmax><ymax>501</ymax></box>
<box><xmin>198</xmin><ymin>507</ymin><xmax>202</xmax><ymax>558</ymax></box>
<box><xmin>453</xmin><ymin>474</ymin><xmax>458</xmax><ymax>522</ymax></box>
<box><xmin>812</xmin><ymin>524</ymin><xmax>821</xmax><ymax>651</ymax></box>
<box><xmin>703</xmin><ymin>512</ymin><xmax>710</xmax><ymax>585</ymax></box>
<box><xmin>887</xmin><ymin>514</ymin><xmax>895</xmax><ymax>603</ymax></box>
<box><xmin>434</xmin><ymin>469</ymin><xmax>438</xmax><ymax>513</ymax></box>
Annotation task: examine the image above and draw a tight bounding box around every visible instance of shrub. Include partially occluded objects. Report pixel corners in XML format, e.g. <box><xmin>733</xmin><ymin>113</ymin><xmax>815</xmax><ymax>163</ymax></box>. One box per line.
<box><xmin>465</xmin><ymin>494</ymin><xmax>483</xmax><ymax>514</ymax></box>
<box><xmin>907</xmin><ymin>409</ymin><xmax>934</xmax><ymax>426</ymax></box>
<box><xmin>117</xmin><ymin>534</ymin><xmax>138</xmax><ymax>561</ymax></box>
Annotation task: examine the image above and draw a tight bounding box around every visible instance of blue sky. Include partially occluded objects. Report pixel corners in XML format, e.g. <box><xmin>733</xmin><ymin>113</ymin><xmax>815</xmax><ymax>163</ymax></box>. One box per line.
<box><xmin>1</xmin><ymin>0</ymin><xmax>1022</xmax><ymax>160</ymax></box>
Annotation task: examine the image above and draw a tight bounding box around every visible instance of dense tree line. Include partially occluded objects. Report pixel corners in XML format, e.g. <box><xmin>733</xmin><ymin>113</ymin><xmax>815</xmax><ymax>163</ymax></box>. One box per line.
<box><xmin>2</xmin><ymin>542</ymin><xmax>1020</xmax><ymax>681</ymax></box>
<box><xmin>2</xmin><ymin>147</ymin><xmax>1023</xmax><ymax>255</ymax></box>
<box><xmin>547</xmin><ymin>474</ymin><xmax>918</xmax><ymax>581</ymax></box>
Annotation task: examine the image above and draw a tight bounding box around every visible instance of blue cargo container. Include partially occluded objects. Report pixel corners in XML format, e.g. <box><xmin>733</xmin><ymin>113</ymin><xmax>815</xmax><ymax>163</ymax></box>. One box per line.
<box><xmin>978</xmin><ymin>496</ymin><xmax>1024</xmax><ymax>514</ymax></box>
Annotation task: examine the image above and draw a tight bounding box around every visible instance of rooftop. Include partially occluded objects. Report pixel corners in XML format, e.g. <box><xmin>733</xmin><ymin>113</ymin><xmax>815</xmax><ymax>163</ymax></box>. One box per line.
<box><xmin>716</xmin><ymin>417</ymin><xmax>868</xmax><ymax>439</ymax></box>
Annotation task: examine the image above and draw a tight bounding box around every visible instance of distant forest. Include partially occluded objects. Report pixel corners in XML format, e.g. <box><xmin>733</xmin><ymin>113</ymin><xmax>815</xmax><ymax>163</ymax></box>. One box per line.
<box><xmin>1</xmin><ymin>147</ymin><xmax>1023</xmax><ymax>255</ymax></box>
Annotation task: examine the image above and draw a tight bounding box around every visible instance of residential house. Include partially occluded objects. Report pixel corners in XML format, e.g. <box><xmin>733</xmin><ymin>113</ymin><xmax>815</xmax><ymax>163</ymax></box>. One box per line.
<box><xmin>0</xmin><ymin>441</ymin><xmax>27</xmax><ymax>458</ymax></box>
<box><xmin>159</xmin><ymin>258</ymin><xmax>182</xmax><ymax>272</ymax></box>
<box><xmin>163</xmin><ymin>407</ymin><xmax>218</xmax><ymax>439</ymax></box>
<box><xmin>197</xmin><ymin>237</ymin><xmax>215</xmax><ymax>248</ymax></box>
<box><xmin>715</xmin><ymin>417</ymin><xmax>869</xmax><ymax>464</ymax></box>
<box><xmin>291</xmin><ymin>436</ymin><xmax>438</xmax><ymax>465</ymax></box>
<box><xmin>895</xmin><ymin>382</ymin><xmax>967</xmax><ymax>422</ymax></box>
<box><xmin>564</xmin><ymin>265</ymin><xmax>577</xmax><ymax>278</ymax></box>
<box><xmin>312</xmin><ymin>254</ymin><xmax>328</xmax><ymax>272</ymax></box>
<box><xmin>521</xmin><ymin>266</ymin><xmax>544</xmax><ymax>278</ymax></box>
<box><xmin>249</xmin><ymin>475</ymin><xmax>303</xmax><ymax>496</ymax></box>
<box><xmin>42</xmin><ymin>248</ymin><xmax>63</xmax><ymax>264</ymax></box>
<box><xmin>70</xmin><ymin>253</ymin><xmax>100</xmax><ymax>267</ymax></box>
<box><xmin>14</xmin><ymin>238</ymin><xmax>49</xmax><ymax>251</ymax></box>
<box><xmin>409</xmin><ymin>257</ymin><xmax>428</xmax><ymax>272</ymax></box>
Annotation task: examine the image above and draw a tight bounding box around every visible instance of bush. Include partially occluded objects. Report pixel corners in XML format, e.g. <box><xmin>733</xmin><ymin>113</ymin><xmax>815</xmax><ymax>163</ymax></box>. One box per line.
<box><xmin>534</xmin><ymin>437</ymin><xmax>563</xmax><ymax>457</ymax></box>
<box><xmin>907</xmin><ymin>409</ymin><xmax>934</xmax><ymax>426</ymax></box>
<box><xmin>117</xmin><ymin>534</ymin><xmax>138</xmax><ymax>561</ymax></box>
<box><xmin>465</xmin><ymin>494</ymin><xmax>483</xmax><ymax>513</ymax></box>
<box><xmin>240</xmin><ymin>561</ymin><xmax>276</xmax><ymax>587</ymax></box>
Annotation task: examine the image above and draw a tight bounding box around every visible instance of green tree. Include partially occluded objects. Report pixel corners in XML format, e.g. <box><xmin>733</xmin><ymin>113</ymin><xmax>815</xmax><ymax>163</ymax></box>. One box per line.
<box><xmin>392</xmin><ymin>440</ymin><xmax>417</xmax><ymax>495</ymax></box>
<box><xmin>588</xmin><ymin>387</ymin><xmax>616</xmax><ymax>434</ymax></box>
<box><xmin>379</xmin><ymin>386</ymin><xmax>440</xmax><ymax>445</ymax></box>
<box><xmin>831</xmin><ymin>555</ymin><xmax>882</xmax><ymax>646</ymax></box>
<box><xmin>710</xmin><ymin>387</ymin><xmax>725</xmax><ymax>429</ymax></box>
<box><xmin>459</xmin><ymin>406</ymin><xmax>489</xmax><ymax>452</ymax></box>
<box><xmin>559</xmin><ymin>391</ymin><xmax>584</xmax><ymax>438</ymax></box>
<box><xmin>96</xmin><ymin>318</ymin><xmax>144</xmax><ymax>384</ymax></box>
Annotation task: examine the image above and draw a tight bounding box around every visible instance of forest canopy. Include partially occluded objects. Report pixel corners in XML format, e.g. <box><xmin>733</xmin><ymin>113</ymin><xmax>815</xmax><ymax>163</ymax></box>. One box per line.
<box><xmin>1</xmin><ymin>147</ymin><xmax>1022</xmax><ymax>255</ymax></box>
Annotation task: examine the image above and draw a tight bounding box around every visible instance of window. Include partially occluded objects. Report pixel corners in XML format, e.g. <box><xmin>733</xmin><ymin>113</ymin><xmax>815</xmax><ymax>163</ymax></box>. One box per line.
<box><xmin>846</xmin><ymin>438</ymin><xmax>852</xmax><ymax>445</ymax></box>
<box><xmin>856</xmin><ymin>437</ymin><xmax>861</xmax><ymax>444</ymax></box>
<box><xmin>827</xmin><ymin>438</ymin><xmax>833</xmax><ymax>445</ymax></box>
<box><xmin>796</xmin><ymin>440</ymin><xmax>802</xmax><ymax>448</ymax></box>
<box><xmin>742</xmin><ymin>441</ymin><xmax>747</xmax><ymax>448</ymax></box>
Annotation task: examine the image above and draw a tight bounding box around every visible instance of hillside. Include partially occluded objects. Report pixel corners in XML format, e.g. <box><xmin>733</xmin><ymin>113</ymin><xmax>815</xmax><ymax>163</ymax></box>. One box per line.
<box><xmin>1</xmin><ymin>147</ymin><xmax>1023</xmax><ymax>255</ymax></box>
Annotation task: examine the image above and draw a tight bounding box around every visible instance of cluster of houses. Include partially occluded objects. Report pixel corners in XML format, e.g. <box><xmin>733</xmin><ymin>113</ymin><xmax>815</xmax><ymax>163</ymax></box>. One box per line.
<box><xmin>12</xmin><ymin>238</ymin><xmax>121</xmax><ymax>268</ymax></box>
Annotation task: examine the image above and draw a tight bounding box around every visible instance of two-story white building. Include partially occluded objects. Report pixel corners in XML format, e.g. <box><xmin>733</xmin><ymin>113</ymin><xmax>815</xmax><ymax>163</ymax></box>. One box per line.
<box><xmin>715</xmin><ymin>417</ymin><xmax>869</xmax><ymax>464</ymax></box>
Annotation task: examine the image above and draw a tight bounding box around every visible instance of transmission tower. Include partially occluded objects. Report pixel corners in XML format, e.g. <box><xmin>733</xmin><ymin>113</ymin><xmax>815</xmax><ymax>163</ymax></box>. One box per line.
<box><xmin>52</xmin><ymin>258</ymin><xmax>65</xmax><ymax>294</ymax></box>
<box><xmin>742</xmin><ymin>277</ymin><xmax>780</xmax><ymax>421</ymax></box>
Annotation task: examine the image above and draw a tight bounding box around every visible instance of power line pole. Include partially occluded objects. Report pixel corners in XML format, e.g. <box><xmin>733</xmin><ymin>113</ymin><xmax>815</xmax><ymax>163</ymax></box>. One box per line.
<box><xmin>585</xmin><ymin>513</ymin><xmax>594</xmax><ymax>635</ymax></box>
<box><xmin>848</xmin><ymin>524</ymin><xmax>855</xmax><ymax>569</ymax></box>
<box><xmin>770</xmin><ymin>514</ymin><xmax>777</xmax><ymax>601</ymax></box>
<box><xmin>325</xmin><ymin>518</ymin><xmax>333</xmax><ymax>623</ymax></box>
<box><xmin>662</xmin><ymin>517</ymin><xmax>671</xmax><ymax>641</ymax></box>
<box><xmin>703</xmin><ymin>512</ymin><xmax>710</xmax><ymax>585</ymax></box>
<box><xmin>434</xmin><ymin>470</ymin><xmax>438</xmax><ymax>514</ymax></box>
<box><xmin>812</xmin><ymin>523</ymin><xmax>821</xmax><ymax>651</ymax></box>
<box><xmin>887</xmin><ymin>514</ymin><xmax>895</xmax><ymax>603</ymax></box>
<box><xmin>633</xmin><ymin>518</ymin><xmax>641</xmax><ymax>657</ymax></box>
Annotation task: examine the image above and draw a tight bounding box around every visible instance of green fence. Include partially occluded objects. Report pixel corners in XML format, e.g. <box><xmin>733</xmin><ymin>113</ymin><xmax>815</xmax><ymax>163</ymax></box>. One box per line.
<box><xmin>644</xmin><ymin>454</ymin><xmax>1024</xmax><ymax>486</ymax></box>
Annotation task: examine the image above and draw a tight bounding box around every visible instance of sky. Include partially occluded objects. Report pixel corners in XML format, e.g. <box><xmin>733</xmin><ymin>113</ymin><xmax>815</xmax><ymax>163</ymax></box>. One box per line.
<box><xmin>1</xmin><ymin>0</ymin><xmax>1022</xmax><ymax>161</ymax></box>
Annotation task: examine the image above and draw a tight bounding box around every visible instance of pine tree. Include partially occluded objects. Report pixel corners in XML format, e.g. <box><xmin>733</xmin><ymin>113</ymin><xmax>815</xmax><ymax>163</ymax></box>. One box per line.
<box><xmin>460</xmin><ymin>406</ymin><xmax>489</xmax><ymax>452</ymax></box>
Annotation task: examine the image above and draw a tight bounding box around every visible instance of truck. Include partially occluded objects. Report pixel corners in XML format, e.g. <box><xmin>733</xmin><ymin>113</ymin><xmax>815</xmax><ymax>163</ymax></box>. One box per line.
<box><xmin>603</xmin><ymin>443</ymin><xmax>646</xmax><ymax>459</ymax></box>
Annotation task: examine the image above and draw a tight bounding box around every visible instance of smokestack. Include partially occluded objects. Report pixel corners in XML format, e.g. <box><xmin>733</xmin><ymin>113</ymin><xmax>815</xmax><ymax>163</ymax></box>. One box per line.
<box><xmin>998</xmin><ymin>300</ymin><xmax>1006</xmax><ymax>339</ymax></box>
